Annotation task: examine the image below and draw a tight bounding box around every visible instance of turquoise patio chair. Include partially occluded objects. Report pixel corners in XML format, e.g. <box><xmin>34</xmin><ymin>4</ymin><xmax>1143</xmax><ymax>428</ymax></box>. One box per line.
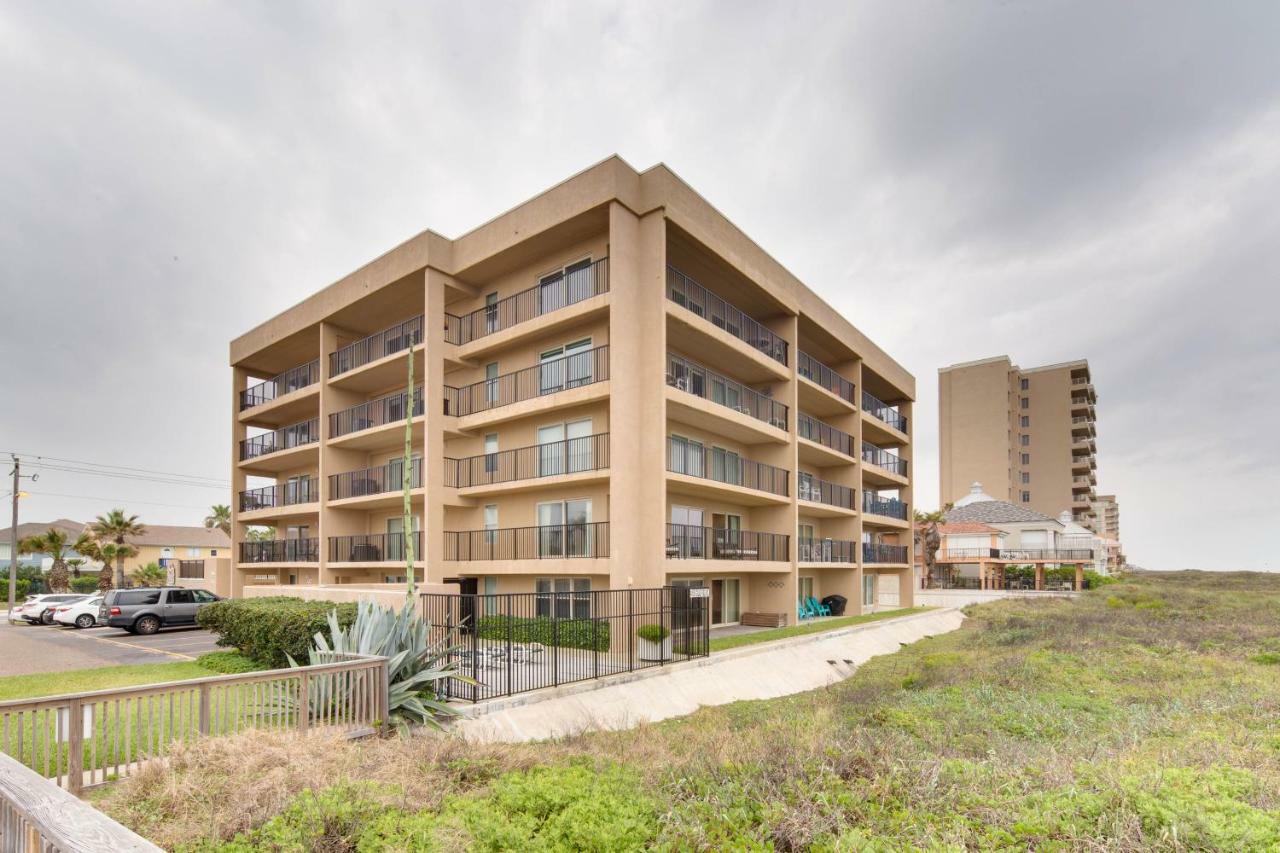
<box><xmin>808</xmin><ymin>596</ymin><xmax>831</xmax><ymax>617</ymax></box>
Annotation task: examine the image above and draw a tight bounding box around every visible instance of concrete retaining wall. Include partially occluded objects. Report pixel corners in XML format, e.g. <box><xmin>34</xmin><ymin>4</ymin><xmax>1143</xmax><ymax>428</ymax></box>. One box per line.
<box><xmin>452</xmin><ymin>608</ymin><xmax>967</xmax><ymax>743</ymax></box>
<box><xmin>915</xmin><ymin>589</ymin><xmax>1077</xmax><ymax>608</ymax></box>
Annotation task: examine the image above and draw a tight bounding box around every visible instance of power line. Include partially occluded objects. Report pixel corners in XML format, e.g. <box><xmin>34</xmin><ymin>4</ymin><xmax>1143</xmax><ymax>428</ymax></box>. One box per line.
<box><xmin>25</xmin><ymin>491</ymin><xmax>217</xmax><ymax>511</ymax></box>
<box><xmin>24</xmin><ymin>463</ymin><xmax>230</xmax><ymax>490</ymax></box>
<box><xmin>3</xmin><ymin>451</ymin><xmax>229</xmax><ymax>486</ymax></box>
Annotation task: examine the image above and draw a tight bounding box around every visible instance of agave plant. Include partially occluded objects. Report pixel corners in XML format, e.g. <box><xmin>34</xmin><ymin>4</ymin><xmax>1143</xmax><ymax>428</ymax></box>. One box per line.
<box><xmin>298</xmin><ymin>598</ymin><xmax>469</xmax><ymax>731</ymax></box>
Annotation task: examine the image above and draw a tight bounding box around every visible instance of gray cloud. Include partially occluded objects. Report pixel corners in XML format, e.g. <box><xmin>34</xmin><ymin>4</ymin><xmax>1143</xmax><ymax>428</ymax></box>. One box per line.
<box><xmin>1</xmin><ymin>1</ymin><xmax>1276</xmax><ymax>569</ymax></box>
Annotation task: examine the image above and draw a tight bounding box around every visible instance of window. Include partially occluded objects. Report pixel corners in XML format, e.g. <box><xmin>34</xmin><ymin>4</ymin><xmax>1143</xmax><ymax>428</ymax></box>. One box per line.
<box><xmin>483</xmin><ymin>505</ymin><xmax>498</xmax><ymax>547</ymax></box>
<box><xmin>1020</xmin><ymin>415</ymin><xmax>1030</xmax><ymax>428</ymax></box>
<box><xmin>669</xmin><ymin>506</ymin><xmax>705</xmax><ymax>557</ymax></box>
<box><xmin>798</xmin><ymin>576</ymin><xmax>814</xmax><ymax>603</ymax></box>
<box><xmin>538</xmin><ymin>419</ymin><xmax>592</xmax><ymax>476</ymax></box>
<box><xmin>1020</xmin><ymin>397</ymin><xmax>1029</xmax><ymax>410</ymax></box>
<box><xmin>484</xmin><ymin>292</ymin><xmax>499</xmax><ymax>333</ymax></box>
<box><xmin>485</xmin><ymin>362</ymin><xmax>499</xmax><ymax>404</ymax></box>
<box><xmin>669</xmin><ymin>434</ymin><xmax>705</xmax><ymax>477</ymax></box>
<box><xmin>118</xmin><ymin>590</ymin><xmax>162</xmax><ymax>606</ymax></box>
<box><xmin>1021</xmin><ymin>472</ymin><xmax>1030</xmax><ymax>484</ymax></box>
<box><xmin>863</xmin><ymin>572</ymin><xmax>878</xmax><ymax>607</ymax></box>
<box><xmin>210</xmin><ymin>549</ymin><xmax>218</xmax><ymax>557</ymax></box>
<box><xmin>1021</xmin><ymin>453</ymin><xmax>1030</xmax><ymax>465</ymax></box>
<box><xmin>537</xmin><ymin>499</ymin><xmax>593</xmax><ymax>557</ymax></box>
<box><xmin>539</xmin><ymin>339</ymin><xmax>592</xmax><ymax>394</ymax></box>
<box><xmin>186</xmin><ymin>547</ymin><xmax>200</xmax><ymax>557</ymax></box>
<box><xmin>166</xmin><ymin>590</ymin><xmax>195</xmax><ymax>605</ymax></box>
<box><xmin>535</xmin><ymin>577</ymin><xmax>591</xmax><ymax>618</ymax></box>
<box><xmin>484</xmin><ymin>433</ymin><xmax>499</xmax><ymax>475</ymax></box>
<box><xmin>1020</xmin><ymin>378</ymin><xmax>1029</xmax><ymax>390</ymax></box>
<box><xmin>1020</xmin><ymin>434</ymin><xmax>1030</xmax><ymax>447</ymax></box>
<box><xmin>193</xmin><ymin>590</ymin><xmax>217</xmax><ymax>603</ymax></box>
<box><xmin>1021</xmin><ymin>490</ymin><xmax>1031</xmax><ymax>503</ymax></box>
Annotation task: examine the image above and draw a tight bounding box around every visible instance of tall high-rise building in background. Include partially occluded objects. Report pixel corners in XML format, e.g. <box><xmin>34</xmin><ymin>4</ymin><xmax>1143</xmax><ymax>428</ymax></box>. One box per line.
<box><xmin>938</xmin><ymin>355</ymin><xmax>1097</xmax><ymax>529</ymax></box>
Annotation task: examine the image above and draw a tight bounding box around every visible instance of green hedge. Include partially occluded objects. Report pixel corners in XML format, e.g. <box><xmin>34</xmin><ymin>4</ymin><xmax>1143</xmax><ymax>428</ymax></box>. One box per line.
<box><xmin>475</xmin><ymin>615</ymin><xmax>609</xmax><ymax>652</ymax></box>
<box><xmin>197</xmin><ymin>597</ymin><xmax>357</xmax><ymax>669</ymax></box>
<box><xmin>70</xmin><ymin>576</ymin><xmax>101</xmax><ymax>594</ymax></box>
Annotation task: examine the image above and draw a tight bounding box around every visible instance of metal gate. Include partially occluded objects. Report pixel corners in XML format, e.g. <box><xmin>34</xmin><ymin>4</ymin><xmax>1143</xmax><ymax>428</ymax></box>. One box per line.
<box><xmin>420</xmin><ymin>586</ymin><xmax>709</xmax><ymax>702</ymax></box>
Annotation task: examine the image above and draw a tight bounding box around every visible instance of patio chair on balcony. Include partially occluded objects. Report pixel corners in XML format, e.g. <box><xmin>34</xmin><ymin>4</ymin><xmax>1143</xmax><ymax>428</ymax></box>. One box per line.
<box><xmin>350</xmin><ymin>543</ymin><xmax>381</xmax><ymax>561</ymax></box>
<box><xmin>807</xmin><ymin>596</ymin><xmax>831</xmax><ymax>617</ymax></box>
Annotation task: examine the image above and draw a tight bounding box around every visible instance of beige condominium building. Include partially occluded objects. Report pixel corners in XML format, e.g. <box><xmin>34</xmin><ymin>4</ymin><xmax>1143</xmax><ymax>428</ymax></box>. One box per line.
<box><xmin>229</xmin><ymin>156</ymin><xmax>915</xmax><ymax>625</ymax></box>
<box><xmin>939</xmin><ymin>355</ymin><xmax>1098</xmax><ymax>530</ymax></box>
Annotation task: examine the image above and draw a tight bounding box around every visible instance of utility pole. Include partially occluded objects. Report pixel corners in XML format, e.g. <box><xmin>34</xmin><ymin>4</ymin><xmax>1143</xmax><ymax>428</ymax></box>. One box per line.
<box><xmin>8</xmin><ymin>455</ymin><xmax>19</xmax><ymax>615</ymax></box>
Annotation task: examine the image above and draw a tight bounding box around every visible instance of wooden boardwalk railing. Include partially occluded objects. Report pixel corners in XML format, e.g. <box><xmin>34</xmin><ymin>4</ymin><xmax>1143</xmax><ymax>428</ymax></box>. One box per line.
<box><xmin>0</xmin><ymin>653</ymin><xmax>388</xmax><ymax>795</ymax></box>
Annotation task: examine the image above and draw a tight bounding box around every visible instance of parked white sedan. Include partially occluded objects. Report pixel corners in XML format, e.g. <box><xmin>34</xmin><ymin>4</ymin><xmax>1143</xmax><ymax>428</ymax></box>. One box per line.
<box><xmin>53</xmin><ymin>595</ymin><xmax>104</xmax><ymax>629</ymax></box>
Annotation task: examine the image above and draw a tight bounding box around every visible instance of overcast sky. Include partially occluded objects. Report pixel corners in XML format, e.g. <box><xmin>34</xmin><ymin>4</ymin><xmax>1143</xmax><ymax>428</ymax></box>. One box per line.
<box><xmin>2</xmin><ymin>1</ymin><xmax>1277</xmax><ymax>570</ymax></box>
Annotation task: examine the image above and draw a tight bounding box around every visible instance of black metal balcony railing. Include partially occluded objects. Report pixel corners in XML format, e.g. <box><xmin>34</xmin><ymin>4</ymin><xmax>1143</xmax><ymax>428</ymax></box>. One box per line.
<box><xmin>937</xmin><ymin>548</ymin><xmax>1094</xmax><ymax>561</ymax></box>
<box><xmin>446</xmin><ymin>346</ymin><xmax>609</xmax><ymax>417</ymax></box>
<box><xmin>863</xmin><ymin>492</ymin><xmax>908</xmax><ymax>520</ymax></box>
<box><xmin>667</xmin><ymin>266</ymin><xmax>788</xmax><ymax>365</ymax></box>
<box><xmin>797</xmin><ymin>472</ymin><xmax>854</xmax><ymax>509</ymax></box>
<box><xmin>239</xmin><ymin>418</ymin><xmax>319</xmax><ymax>461</ymax></box>
<box><xmin>667</xmin><ymin>353</ymin><xmax>789</xmax><ymax>430</ymax></box>
<box><xmin>447</xmin><ymin>433</ymin><xmax>609</xmax><ymax>489</ymax></box>
<box><xmin>329</xmin><ymin>386</ymin><xmax>424</xmax><ymax>439</ymax></box>
<box><xmin>665</xmin><ymin>524</ymin><xmax>789</xmax><ymax>561</ymax></box>
<box><xmin>329</xmin><ymin>315</ymin><xmax>424</xmax><ymax>378</ymax></box>
<box><xmin>239</xmin><ymin>360</ymin><xmax>321</xmax><ymax>411</ymax></box>
<box><xmin>445</xmin><ymin>258</ymin><xmax>609</xmax><ymax>346</ymax></box>
<box><xmin>863</xmin><ymin>542</ymin><xmax>909</xmax><ymax>564</ymax></box>
<box><xmin>797</xmin><ymin>351</ymin><xmax>855</xmax><ymax>403</ymax></box>
<box><xmin>797</xmin><ymin>412</ymin><xmax>853</xmax><ymax>457</ymax></box>
<box><xmin>798</xmin><ymin>538</ymin><xmax>857</xmax><ymax>563</ymax></box>
<box><xmin>330</xmin><ymin>458</ymin><xmax>423</xmax><ymax>501</ymax></box>
<box><xmin>667</xmin><ymin>439</ymin><xmax>790</xmax><ymax>498</ymax></box>
<box><xmin>862</xmin><ymin>390</ymin><xmax>907</xmax><ymax>433</ymax></box>
<box><xmin>862</xmin><ymin>442</ymin><xmax>907</xmax><ymax>477</ymax></box>
<box><xmin>330</xmin><ymin>531</ymin><xmax>422</xmax><ymax>563</ymax></box>
<box><xmin>445</xmin><ymin>522</ymin><xmax>610</xmax><ymax>561</ymax></box>
<box><xmin>238</xmin><ymin>538</ymin><xmax>319</xmax><ymax>563</ymax></box>
<box><xmin>239</xmin><ymin>479</ymin><xmax>318</xmax><ymax>512</ymax></box>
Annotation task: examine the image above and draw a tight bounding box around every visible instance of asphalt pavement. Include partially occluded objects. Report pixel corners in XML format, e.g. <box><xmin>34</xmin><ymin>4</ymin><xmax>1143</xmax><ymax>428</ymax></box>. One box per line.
<box><xmin>0</xmin><ymin>618</ymin><xmax>222</xmax><ymax>676</ymax></box>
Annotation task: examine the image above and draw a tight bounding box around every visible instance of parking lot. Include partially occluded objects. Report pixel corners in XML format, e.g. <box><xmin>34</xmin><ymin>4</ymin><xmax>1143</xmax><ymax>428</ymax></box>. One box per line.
<box><xmin>0</xmin><ymin>617</ymin><xmax>223</xmax><ymax>676</ymax></box>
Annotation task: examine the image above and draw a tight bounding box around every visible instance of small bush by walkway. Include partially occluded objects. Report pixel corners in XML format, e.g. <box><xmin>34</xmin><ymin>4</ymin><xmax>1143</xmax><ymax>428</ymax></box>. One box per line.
<box><xmin>710</xmin><ymin>606</ymin><xmax>931</xmax><ymax>651</ymax></box>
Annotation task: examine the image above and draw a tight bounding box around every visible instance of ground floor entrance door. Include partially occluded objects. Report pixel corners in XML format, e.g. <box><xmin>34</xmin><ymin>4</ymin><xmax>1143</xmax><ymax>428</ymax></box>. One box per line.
<box><xmin>863</xmin><ymin>572</ymin><xmax>878</xmax><ymax>608</ymax></box>
<box><xmin>711</xmin><ymin>578</ymin><xmax>740</xmax><ymax>625</ymax></box>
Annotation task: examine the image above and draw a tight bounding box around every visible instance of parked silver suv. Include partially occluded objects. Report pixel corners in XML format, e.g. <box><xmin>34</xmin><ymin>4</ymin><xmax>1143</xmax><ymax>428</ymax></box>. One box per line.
<box><xmin>100</xmin><ymin>587</ymin><xmax>221</xmax><ymax>634</ymax></box>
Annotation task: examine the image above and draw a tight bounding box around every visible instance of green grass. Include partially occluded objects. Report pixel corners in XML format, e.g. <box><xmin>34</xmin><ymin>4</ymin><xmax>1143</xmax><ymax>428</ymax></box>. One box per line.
<box><xmin>710</xmin><ymin>606</ymin><xmax>931</xmax><ymax>651</ymax></box>
<box><xmin>100</xmin><ymin>571</ymin><xmax>1280</xmax><ymax>850</ymax></box>
<box><xmin>0</xmin><ymin>662</ymin><xmax>217</xmax><ymax>702</ymax></box>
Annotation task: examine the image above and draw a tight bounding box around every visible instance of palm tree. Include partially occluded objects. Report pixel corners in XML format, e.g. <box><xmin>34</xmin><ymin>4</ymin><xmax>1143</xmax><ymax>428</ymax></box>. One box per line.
<box><xmin>89</xmin><ymin>509</ymin><xmax>146</xmax><ymax>590</ymax></box>
<box><xmin>245</xmin><ymin>526</ymin><xmax>276</xmax><ymax>542</ymax></box>
<box><xmin>131</xmin><ymin>562</ymin><xmax>167</xmax><ymax>587</ymax></box>
<box><xmin>204</xmin><ymin>504</ymin><xmax>231</xmax><ymax>537</ymax></box>
<box><xmin>913</xmin><ymin>506</ymin><xmax>950</xmax><ymax>587</ymax></box>
<box><xmin>17</xmin><ymin>528</ymin><xmax>72</xmax><ymax>593</ymax></box>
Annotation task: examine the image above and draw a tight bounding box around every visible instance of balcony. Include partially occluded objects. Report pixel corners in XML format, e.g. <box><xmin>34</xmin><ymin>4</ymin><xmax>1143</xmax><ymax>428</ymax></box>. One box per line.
<box><xmin>797</xmin><ymin>351</ymin><xmax>855</xmax><ymax>404</ymax></box>
<box><xmin>863</xmin><ymin>542</ymin><xmax>909</xmax><ymax>564</ymax></box>
<box><xmin>666</xmin><ymin>353</ymin><xmax>788</xmax><ymax>433</ymax></box>
<box><xmin>863</xmin><ymin>492</ymin><xmax>909</xmax><ymax>521</ymax></box>
<box><xmin>239</xmin><ymin>418</ymin><xmax>319</xmax><ymax>462</ymax></box>
<box><xmin>1071</xmin><ymin>454</ymin><xmax>1096</xmax><ymax>471</ymax></box>
<box><xmin>447</xmin><ymin>433</ymin><xmax>609</xmax><ymax>490</ymax></box>
<box><xmin>862</xmin><ymin>390</ymin><xmax>908</xmax><ymax>434</ymax></box>
<box><xmin>937</xmin><ymin>548</ymin><xmax>1093</xmax><ymax>562</ymax></box>
<box><xmin>239</xmin><ymin>360</ymin><xmax>320</xmax><ymax>411</ymax></box>
<box><xmin>330</xmin><ymin>532</ymin><xmax>422</xmax><ymax>563</ymax></box>
<box><xmin>862</xmin><ymin>442</ymin><xmax>907</xmax><ymax>478</ymax></box>
<box><xmin>667</xmin><ymin>438</ymin><xmax>789</xmax><ymax>499</ymax></box>
<box><xmin>798</xmin><ymin>538</ymin><xmax>857</xmax><ymax>564</ymax></box>
<box><xmin>239</xmin><ymin>480</ymin><xmax>318</xmax><ymax>513</ymax></box>
<box><xmin>447</xmin><ymin>346</ymin><xmax>609</xmax><ymax>418</ymax></box>
<box><xmin>445</xmin><ymin>258</ymin><xmax>609</xmax><ymax>347</ymax></box>
<box><xmin>239</xmin><ymin>538</ymin><xmax>319</xmax><ymax>563</ymax></box>
<box><xmin>667</xmin><ymin>265</ymin><xmax>788</xmax><ymax>366</ymax></box>
<box><xmin>329</xmin><ymin>386</ymin><xmax>423</xmax><ymax>440</ymax></box>
<box><xmin>665</xmin><ymin>524</ymin><xmax>789</xmax><ymax>561</ymax></box>
<box><xmin>797</xmin><ymin>413</ymin><xmax>853</xmax><ymax>459</ymax></box>
<box><xmin>445</xmin><ymin>522</ymin><xmax>609</xmax><ymax>561</ymax></box>
<box><xmin>329</xmin><ymin>315</ymin><xmax>423</xmax><ymax>379</ymax></box>
<box><xmin>330</xmin><ymin>458</ymin><xmax>423</xmax><ymax>502</ymax></box>
<box><xmin>797</xmin><ymin>472</ymin><xmax>854</xmax><ymax>510</ymax></box>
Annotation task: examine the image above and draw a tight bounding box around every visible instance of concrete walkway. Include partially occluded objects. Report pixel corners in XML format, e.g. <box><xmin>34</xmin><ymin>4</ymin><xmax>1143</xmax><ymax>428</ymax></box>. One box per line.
<box><xmin>452</xmin><ymin>608</ymin><xmax>966</xmax><ymax>743</ymax></box>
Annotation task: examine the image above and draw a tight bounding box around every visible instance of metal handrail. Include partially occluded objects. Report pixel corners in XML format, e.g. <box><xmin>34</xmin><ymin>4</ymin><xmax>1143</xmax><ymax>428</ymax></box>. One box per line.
<box><xmin>445</xmin><ymin>258</ymin><xmax>609</xmax><ymax>345</ymax></box>
<box><xmin>797</xmin><ymin>351</ymin><xmax>855</xmax><ymax>402</ymax></box>
<box><xmin>329</xmin><ymin>532</ymin><xmax>422</xmax><ymax>562</ymax></box>
<box><xmin>667</xmin><ymin>439</ymin><xmax>789</xmax><ymax>497</ymax></box>
<box><xmin>329</xmin><ymin>386</ymin><xmax>424</xmax><ymax>438</ymax></box>
<box><xmin>329</xmin><ymin>315</ymin><xmax>423</xmax><ymax>377</ymax></box>
<box><xmin>447</xmin><ymin>434</ymin><xmax>609</xmax><ymax>488</ymax></box>
<box><xmin>664</xmin><ymin>524</ymin><xmax>789</xmax><ymax>561</ymax></box>
<box><xmin>861</xmin><ymin>390</ymin><xmax>908</xmax><ymax>432</ymax></box>
<box><xmin>239</xmin><ymin>479</ymin><xmax>318</xmax><ymax>511</ymax></box>
<box><xmin>862</xmin><ymin>441</ymin><xmax>907</xmax><ymax>476</ymax></box>
<box><xmin>331</xmin><ymin>459</ymin><xmax>423</xmax><ymax>500</ymax></box>
<box><xmin>667</xmin><ymin>265</ymin><xmax>788</xmax><ymax>365</ymax></box>
<box><xmin>446</xmin><ymin>346</ymin><xmax>609</xmax><ymax>417</ymax></box>
<box><xmin>445</xmin><ymin>522</ymin><xmax>610</xmax><ymax>560</ymax></box>
<box><xmin>239</xmin><ymin>418</ymin><xmax>319</xmax><ymax>461</ymax></box>
<box><xmin>863</xmin><ymin>492</ymin><xmax>908</xmax><ymax>519</ymax></box>
<box><xmin>863</xmin><ymin>542</ymin><xmax>909</xmax><ymax>563</ymax></box>
<box><xmin>796</xmin><ymin>471</ymin><xmax>853</xmax><ymax>508</ymax></box>
<box><xmin>666</xmin><ymin>353</ymin><xmax>789</xmax><ymax>430</ymax></box>
<box><xmin>239</xmin><ymin>360</ymin><xmax>320</xmax><ymax>410</ymax></box>
<box><xmin>798</xmin><ymin>412</ymin><xmax>853</xmax><ymax>456</ymax></box>
<box><xmin>238</xmin><ymin>538</ymin><xmax>319</xmax><ymax>563</ymax></box>
<box><xmin>797</xmin><ymin>537</ymin><xmax>856</xmax><ymax>563</ymax></box>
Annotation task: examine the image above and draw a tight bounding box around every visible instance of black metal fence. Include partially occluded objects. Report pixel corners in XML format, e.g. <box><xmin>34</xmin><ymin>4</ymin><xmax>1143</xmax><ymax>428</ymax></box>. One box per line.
<box><xmin>444</xmin><ymin>522</ymin><xmax>609</xmax><ymax>561</ymax></box>
<box><xmin>797</xmin><ymin>472</ymin><xmax>854</xmax><ymax>508</ymax></box>
<box><xmin>665</xmin><ymin>524</ymin><xmax>789</xmax><ymax>561</ymax></box>
<box><xmin>421</xmin><ymin>586</ymin><xmax>710</xmax><ymax>702</ymax></box>
<box><xmin>862</xmin><ymin>442</ymin><xmax>907</xmax><ymax>476</ymax></box>
<box><xmin>329</xmin><ymin>315</ymin><xmax>424</xmax><ymax>377</ymax></box>
<box><xmin>331</xmin><ymin>459</ymin><xmax>423</xmax><ymax>500</ymax></box>
<box><xmin>446</xmin><ymin>346</ymin><xmax>610</xmax><ymax>417</ymax></box>
<box><xmin>798</xmin><ymin>351</ymin><xmax>855</xmax><ymax>402</ymax></box>
<box><xmin>330</xmin><ymin>532</ymin><xmax>421</xmax><ymax>563</ymax></box>
<box><xmin>862</xmin><ymin>390</ymin><xmax>908</xmax><ymax>433</ymax></box>
<box><xmin>666</xmin><ymin>438</ymin><xmax>789</xmax><ymax>497</ymax></box>
<box><xmin>330</xmin><ymin>386</ymin><xmax>423</xmax><ymax>438</ymax></box>
<box><xmin>238</xmin><ymin>538</ymin><xmax>319</xmax><ymax>563</ymax></box>
<box><xmin>239</xmin><ymin>479</ymin><xmax>318</xmax><ymax>512</ymax></box>
<box><xmin>798</xmin><ymin>537</ymin><xmax>857</xmax><ymax>563</ymax></box>
<box><xmin>667</xmin><ymin>265</ymin><xmax>788</xmax><ymax>365</ymax></box>
<box><xmin>666</xmin><ymin>353</ymin><xmax>789</xmax><ymax>430</ymax></box>
<box><xmin>240</xmin><ymin>359</ymin><xmax>320</xmax><ymax>410</ymax></box>
<box><xmin>239</xmin><ymin>419</ymin><xmax>319</xmax><ymax>461</ymax></box>
<box><xmin>446</xmin><ymin>433</ymin><xmax>609</xmax><ymax>489</ymax></box>
<box><xmin>863</xmin><ymin>542</ymin><xmax>909</xmax><ymax>564</ymax></box>
<box><xmin>863</xmin><ymin>492</ymin><xmax>908</xmax><ymax>520</ymax></box>
<box><xmin>445</xmin><ymin>258</ymin><xmax>609</xmax><ymax>346</ymax></box>
<box><xmin>798</xmin><ymin>412</ymin><xmax>853</xmax><ymax>456</ymax></box>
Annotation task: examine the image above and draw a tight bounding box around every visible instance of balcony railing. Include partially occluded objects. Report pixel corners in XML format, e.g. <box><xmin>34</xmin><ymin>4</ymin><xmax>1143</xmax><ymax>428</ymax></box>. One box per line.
<box><xmin>239</xmin><ymin>479</ymin><xmax>318</xmax><ymax>512</ymax></box>
<box><xmin>330</xmin><ymin>532</ymin><xmax>422</xmax><ymax>563</ymax></box>
<box><xmin>330</xmin><ymin>458</ymin><xmax>423</xmax><ymax>501</ymax></box>
<box><xmin>665</xmin><ymin>524</ymin><xmax>789</xmax><ymax>561</ymax></box>
<box><xmin>239</xmin><ymin>418</ymin><xmax>319</xmax><ymax>461</ymax></box>
<box><xmin>447</xmin><ymin>433</ymin><xmax>609</xmax><ymax>489</ymax></box>
<box><xmin>797</xmin><ymin>351</ymin><xmax>855</xmax><ymax>403</ymax></box>
<box><xmin>667</xmin><ymin>266</ymin><xmax>788</xmax><ymax>365</ymax></box>
<box><xmin>446</xmin><ymin>346</ymin><xmax>609</xmax><ymax>417</ymax></box>
<box><xmin>667</xmin><ymin>439</ymin><xmax>789</xmax><ymax>498</ymax></box>
<box><xmin>329</xmin><ymin>386</ymin><xmax>423</xmax><ymax>438</ymax></box>
<box><xmin>863</xmin><ymin>492</ymin><xmax>908</xmax><ymax>520</ymax></box>
<box><xmin>239</xmin><ymin>360</ymin><xmax>320</xmax><ymax>411</ymax></box>
<box><xmin>798</xmin><ymin>538</ymin><xmax>857</xmax><ymax>563</ymax></box>
<box><xmin>1071</xmin><ymin>376</ymin><xmax>1091</xmax><ymax>386</ymax></box>
<box><xmin>797</xmin><ymin>412</ymin><xmax>853</xmax><ymax>457</ymax></box>
<box><xmin>666</xmin><ymin>353</ymin><xmax>788</xmax><ymax>430</ymax></box>
<box><xmin>445</xmin><ymin>522</ymin><xmax>609</xmax><ymax>560</ymax></box>
<box><xmin>445</xmin><ymin>258</ymin><xmax>609</xmax><ymax>346</ymax></box>
<box><xmin>863</xmin><ymin>542</ymin><xmax>909</xmax><ymax>564</ymax></box>
<box><xmin>329</xmin><ymin>315</ymin><xmax>423</xmax><ymax>378</ymax></box>
<box><xmin>862</xmin><ymin>390</ymin><xmax>907</xmax><ymax>433</ymax></box>
<box><xmin>937</xmin><ymin>548</ymin><xmax>1094</xmax><ymax>561</ymax></box>
<box><xmin>797</xmin><ymin>472</ymin><xmax>854</xmax><ymax>508</ymax></box>
<box><xmin>862</xmin><ymin>442</ymin><xmax>907</xmax><ymax>476</ymax></box>
<box><xmin>238</xmin><ymin>538</ymin><xmax>319</xmax><ymax>563</ymax></box>
<box><xmin>1071</xmin><ymin>395</ymin><xmax>1093</xmax><ymax>407</ymax></box>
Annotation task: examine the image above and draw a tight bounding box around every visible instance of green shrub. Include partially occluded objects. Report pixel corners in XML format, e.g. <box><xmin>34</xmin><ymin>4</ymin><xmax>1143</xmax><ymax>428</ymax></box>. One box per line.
<box><xmin>1250</xmin><ymin>652</ymin><xmax>1280</xmax><ymax>665</ymax></box>
<box><xmin>70</xmin><ymin>575</ymin><xmax>101</xmax><ymax>594</ymax></box>
<box><xmin>196</xmin><ymin>597</ymin><xmax>357</xmax><ymax>669</ymax></box>
<box><xmin>475</xmin><ymin>615</ymin><xmax>608</xmax><ymax>651</ymax></box>
<box><xmin>636</xmin><ymin>623</ymin><xmax>670</xmax><ymax>643</ymax></box>
<box><xmin>201</xmin><ymin>783</ymin><xmax>399</xmax><ymax>852</ymax></box>
<box><xmin>195</xmin><ymin>651</ymin><xmax>261</xmax><ymax>674</ymax></box>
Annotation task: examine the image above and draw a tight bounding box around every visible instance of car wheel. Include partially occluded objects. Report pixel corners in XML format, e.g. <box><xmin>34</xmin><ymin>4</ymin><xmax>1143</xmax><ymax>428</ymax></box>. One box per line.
<box><xmin>39</xmin><ymin>611</ymin><xmax>55</xmax><ymax>625</ymax></box>
<box><xmin>134</xmin><ymin>615</ymin><xmax>161</xmax><ymax>635</ymax></box>
<box><xmin>75</xmin><ymin>614</ymin><xmax>96</xmax><ymax>629</ymax></box>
